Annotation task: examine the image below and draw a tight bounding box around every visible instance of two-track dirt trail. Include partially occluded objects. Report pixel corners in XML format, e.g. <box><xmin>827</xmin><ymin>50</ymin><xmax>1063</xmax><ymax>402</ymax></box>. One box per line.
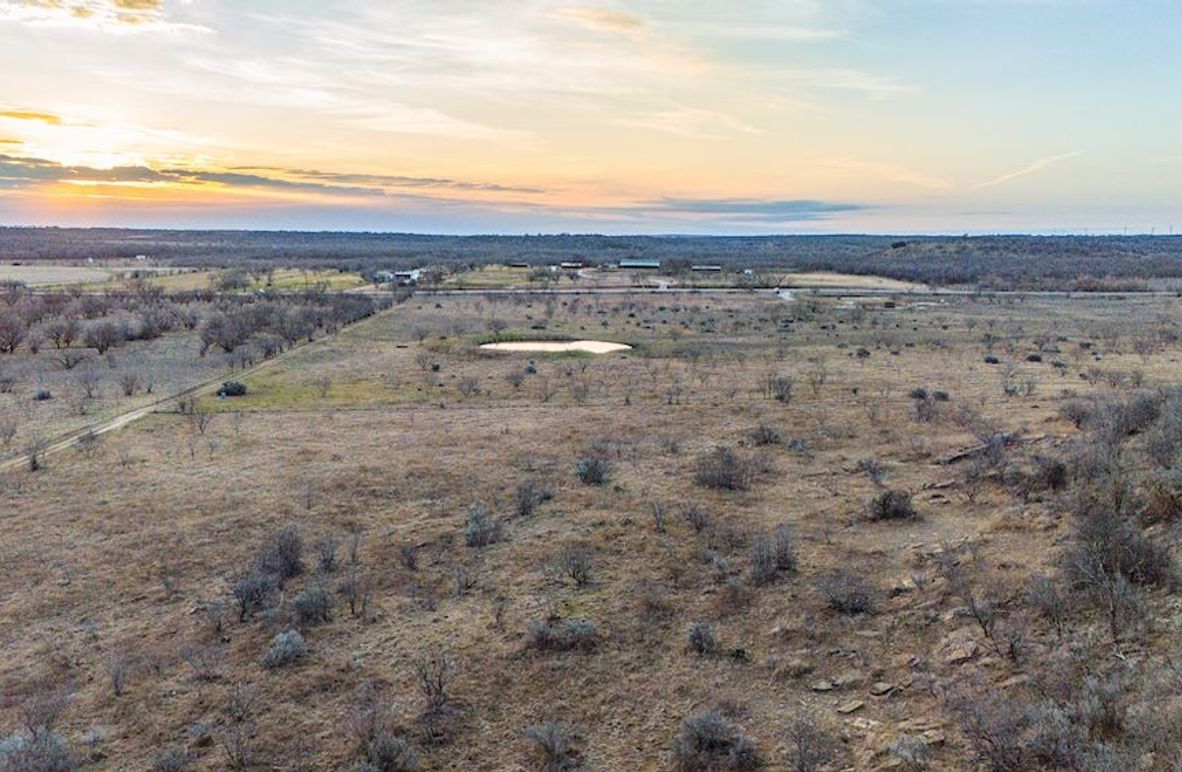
<box><xmin>0</xmin><ymin>302</ymin><xmax>398</xmax><ymax>473</ymax></box>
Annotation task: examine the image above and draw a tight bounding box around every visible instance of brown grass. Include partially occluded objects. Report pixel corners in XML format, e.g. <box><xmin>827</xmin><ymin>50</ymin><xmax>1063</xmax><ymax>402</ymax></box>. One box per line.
<box><xmin>1</xmin><ymin>289</ymin><xmax>1180</xmax><ymax>767</ymax></box>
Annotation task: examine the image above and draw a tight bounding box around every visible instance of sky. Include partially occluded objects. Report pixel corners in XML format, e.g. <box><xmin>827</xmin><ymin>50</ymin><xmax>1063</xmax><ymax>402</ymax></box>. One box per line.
<box><xmin>0</xmin><ymin>0</ymin><xmax>1179</xmax><ymax>234</ymax></box>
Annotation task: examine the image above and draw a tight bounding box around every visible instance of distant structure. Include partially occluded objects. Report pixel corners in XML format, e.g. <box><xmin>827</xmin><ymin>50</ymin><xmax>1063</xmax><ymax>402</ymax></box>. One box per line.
<box><xmin>508</xmin><ymin>261</ymin><xmax>530</xmax><ymax>268</ymax></box>
<box><xmin>619</xmin><ymin>258</ymin><xmax>661</xmax><ymax>270</ymax></box>
<box><xmin>374</xmin><ymin>269</ymin><xmax>422</xmax><ymax>286</ymax></box>
<box><xmin>690</xmin><ymin>264</ymin><xmax>722</xmax><ymax>273</ymax></box>
<box><xmin>559</xmin><ymin>261</ymin><xmax>584</xmax><ymax>270</ymax></box>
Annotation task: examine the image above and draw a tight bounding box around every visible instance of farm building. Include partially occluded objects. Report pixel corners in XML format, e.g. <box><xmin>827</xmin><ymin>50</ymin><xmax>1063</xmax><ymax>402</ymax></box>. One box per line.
<box><xmin>374</xmin><ymin>269</ymin><xmax>422</xmax><ymax>286</ymax></box>
<box><xmin>619</xmin><ymin>258</ymin><xmax>661</xmax><ymax>270</ymax></box>
<box><xmin>691</xmin><ymin>264</ymin><xmax>723</xmax><ymax>272</ymax></box>
<box><xmin>559</xmin><ymin>261</ymin><xmax>584</xmax><ymax>269</ymax></box>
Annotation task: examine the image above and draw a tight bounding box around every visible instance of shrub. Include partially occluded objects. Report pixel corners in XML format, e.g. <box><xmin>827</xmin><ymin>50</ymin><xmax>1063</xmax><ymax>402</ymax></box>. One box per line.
<box><xmin>262</xmin><ymin>629</ymin><xmax>308</xmax><ymax>668</ymax></box>
<box><xmin>1027</xmin><ymin>353</ymin><xmax>1043</xmax><ymax>362</ymax></box>
<box><xmin>686</xmin><ymin>621</ymin><xmax>718</xmax><ymax>656</ymax></box>
<box><xmin>949</xmin><ymin>689</ymin><xmax>1092</xmax><ymax>771</ymax></box>
<box><xmin>1027</xmin><ymin>573</ymin><xmax>1068</xmax><ymax>638</ymax></box>
<box><xmin>1060</xmin><ymin>400</ymin><xmax>1093</xmax><ymax>429</ymax></box>
<box><xmin>1145</xmin><ymin>411</ymin><xmax>1182</xmax><ymax>467</ymax></box>
<box><xmin>784</xmin><ymin>706</ymin><xmax>837</xmax><ymax>772</ymax></box>
<box><xmin>33</xmin><ymin>388</ymin><xmax>52</xmax><ymax>401</ymax></box>
<box><xmin>411</xmin><ymin>650</ymin><xmax>455</xmax><ymax>716</ymax></box>
<box><xmin>464</xmin><ymin>502</ymin><xmax>504</xmax><ymax>547</ymax></box>
<box><xmin>748</xmin><ymin>538</ymin><xmax>776</xmax><ymax>586</ymax></box>
<box><xmin>913</xmin><ymin>396</ymin><xmax>939</xmax><ymax>422</ymax></box>
<box><xmin>516</xmin><ymin>478</ymin><xmax>553</xmax><ymax>517</ymax></box>
<box><xmin>907</xmin><ymin>387</ymin><xmax>928</xmax><ymax>400</ymax></box>
<box><xmin>397</xmin><ymin>543</ymin><xmax>419</xmax><ymax>571</ymax></box>
<box><xmin>984</xmin><ymin>355</ymin><xmax>1000</xmax><ymax>364</ymax></box>
<box><xmin>820</xmin><ymin>571</ymin><xmax>874</xmax><ymax>615</ymax></box>
<box><xmin>559</xmin><ymin>547</ymin><xmax>593</xmax><ymax>588</ymax></box>
<box><xmin>1032</xmin><ymin>455</ymin><xmax>1068</xmax><ymax>491</ymax></box>
<box><xmin>675</xmin><ymin>710</ymin><xmax>758</xmax><ymax>771</ymax></box>
<box><xmin>695</xmin><ymin>447</ymin><xmax>756</xmax><ymax>491</ymax></box>
<box><xmin>523</xmin><ymin>721</ymin><xmax>580</xmax><ymax>772</ymax></box>
<box><xmin>1141</xmin><ymin>471</ymin><xmax>1182</xmax><ymax>525</ymax></box>
<box><xmin>361</xmin><ymin>731</ymin><xmax>420</xmax><ymax>771</ymax></box>
<box><xmin>338</xmin><ymin>567</ymin><xmax>373</xmax><ymax>618</ymax></box>
<box><xmin>108</xmin><ymin>649</ymin><xmax>133</xmax><ymax>696</ymax></box>
<box><xmin>867</xmin><ymin>490</ymin><xmax>916</xmax><ymax>521</ymax></box>
<box><xmin>681</xmin><ymin>502</ymin><xmax>711</xmax><ymax>533</ymax></box>
<box><xmin>256</xmin><ymin>526</ymin><xmax>304</xmax><ymax>584</ymax></box>
<box><xmin>770</xmin><ymin>524</ymin><xmax>797</xmax><ymax>572</ymax></box>
<box><xmin>315</xmin><ymin>535</ymin><xmax>340</xmax><ymax>572</ymax></box>
<box><xmin>856</xmin><ymin>456</ymin><xmax>886</xmax><ymax>484</ymax></box>
<box><xmin>1101</xmin><ymin>392</ymin><xmax>1163</xmax><ymax>438</ymax></box>
<box><xmin>1067</xmin><ymin>500</ymin><xmax>1174</xmax><ymax>589</ymax></box>
<box><xmin>573</xmin><ymin>457</ymin><xmax>610</xmax><ymax>485</ymax></box>
<box><xmin>153</xmin><ymin>747</ymin><xmax>192</xmax><ymax>772</ymax></box>
<box><xmin>0</xmin><ymin>729</ymin><xmax>75</xmax><ymax>771</ymax></box>
<box><xmin>527</xmin><ymin>619</ymin><xmax>598</xmax><ymax>653</ymax></box>
<box><xmin>762</xmin><ymin>374</ymin><xmax>794</xmax><ymax>403</ymax></box>
<box><xmin>291</xmin><ymin>584</ymin><xmax>332</xmax><ymax>626</ymax></box>
<box><xmin>232</xmin><ymin>569</ymin><xmax>276</xmax><ymax>622</ymax></box>
<box><xmin>181</xmin><ymin>644</ymin><xmax>223</xmax><ymax>681</ymax></box>
<box><xmin>748</xmin><ymin>424</ymin><xmax>783</xmax><ymax>446</ymax></box>
<box><xmin>216</xmin><ymin>381</ymin><xmax>247</xmax><ymax>397</ymax></box>
<box><xmin>748</xmin><ymin>524</ymin><xmax>797</xmax><ymax>584</ymax></box>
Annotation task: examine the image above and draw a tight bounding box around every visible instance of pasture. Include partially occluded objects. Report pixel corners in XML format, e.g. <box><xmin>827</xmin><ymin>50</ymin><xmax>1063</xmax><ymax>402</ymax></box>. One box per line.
<box><xmin>2</xmin><ymin>284</ymin><xmax>1180</xmax><ymax>768</ymax></box>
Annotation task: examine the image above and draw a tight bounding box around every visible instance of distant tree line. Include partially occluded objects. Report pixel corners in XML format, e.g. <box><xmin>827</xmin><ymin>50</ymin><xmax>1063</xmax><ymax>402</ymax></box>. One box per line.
<box><xmin>4</xmin><ymin>228</ymin><xmax>1182</xmax><ymax>289</ymax></box>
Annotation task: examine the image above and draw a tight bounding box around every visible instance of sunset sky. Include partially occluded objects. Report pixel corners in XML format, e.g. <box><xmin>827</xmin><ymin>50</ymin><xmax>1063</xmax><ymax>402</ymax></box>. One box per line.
<box><xmin>0</xmin><ymin>0</ymin><xmax>1179</xmax><ymax>234</ymax></box>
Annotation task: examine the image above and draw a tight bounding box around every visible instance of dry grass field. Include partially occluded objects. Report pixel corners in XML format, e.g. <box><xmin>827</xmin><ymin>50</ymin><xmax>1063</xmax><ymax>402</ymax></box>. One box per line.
<box><xmin>0</xmin><ymin>264</ymin><xmax>115</xmax><ymax>286</ymax></box>
<box><xmin>779</xmin><ymin>273</ymin><xmax>930</xmax><ymax>292</ymax></box>
<box><xmin>3</xmin><ymin>287</ymin><xmax>1182</xmax><ymax>769</ymax></box>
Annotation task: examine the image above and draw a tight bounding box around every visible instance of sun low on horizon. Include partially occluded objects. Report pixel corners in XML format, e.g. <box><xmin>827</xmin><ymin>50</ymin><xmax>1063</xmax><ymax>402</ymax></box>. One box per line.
<box><xmin>1</xmin><ymin>0</ymin><xmax>1180</xmax><ymax>234</ymax></box>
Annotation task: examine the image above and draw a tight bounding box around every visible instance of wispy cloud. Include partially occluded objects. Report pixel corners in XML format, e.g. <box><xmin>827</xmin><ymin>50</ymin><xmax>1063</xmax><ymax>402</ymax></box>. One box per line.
<box><xmin>0</xmin><ymin>108</ymin><xmax>62</xmax><ymax>125</ymax></box>
<box><xmin>810</xmin><ymin>157</ymin><xmax>951</xmax><ymax>190</ymax></box>
<box><xmin>556</xmin><ymin>7</ymin><xmax>646</xmax><ymax>35</ymax></box>
<box><xmin>230</xmin><ymin>167</ymin><xmax>547</xmax><ymax>195</ymax></box>
<box><xmin>0</xmin><ymin>152</ymin><xmax>545</xmax><ymax>199</ymax></box>
<box><xmin>974</xmin><ymin>152</ymin><xmax>1080</xmax><ymax>189</ymax></box>
<box><xmin>610</xmin><ymin>101</ymin><xmax>762</xmax><ymax>139</ymax></box>
<box><xmin>674</xmin><ymin>20</ymin><xmax>843</xmax><ymax>42</ymax></box>
<box><xmin>776</xmin><ymin>68</ymin><xmax>918</xmax><ymax>99</ymax></box>
<box><xmin>0</xmin><ymin>0</ymin><xmax>211</xmax><ymax>33</ymax></box>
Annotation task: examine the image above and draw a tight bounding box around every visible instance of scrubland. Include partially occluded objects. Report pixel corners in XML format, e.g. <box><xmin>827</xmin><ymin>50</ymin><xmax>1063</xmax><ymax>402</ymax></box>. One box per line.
<box><xmin>3</xmin><ymin>285</ymin><xmax>1182</xmax><ymax>770</ymax></box>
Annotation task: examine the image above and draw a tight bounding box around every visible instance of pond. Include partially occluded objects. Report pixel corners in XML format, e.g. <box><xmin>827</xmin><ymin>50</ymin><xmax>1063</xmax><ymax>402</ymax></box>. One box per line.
<box><xmin>479</xmin><ymin>340</ymin><xmax>632</xmax><ymax>354</ymax></box>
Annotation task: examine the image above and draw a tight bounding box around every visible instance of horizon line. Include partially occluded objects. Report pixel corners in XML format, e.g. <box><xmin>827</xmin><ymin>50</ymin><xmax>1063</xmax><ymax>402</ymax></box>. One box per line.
<box><xmin>0</xmin><ymin>225</ymin><xmax>1178</xmax><ymax>239</ymax></box>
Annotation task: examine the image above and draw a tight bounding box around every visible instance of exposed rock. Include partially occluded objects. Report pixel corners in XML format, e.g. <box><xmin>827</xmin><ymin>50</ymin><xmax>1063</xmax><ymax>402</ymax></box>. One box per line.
<box><xmin>870</xmin><ymin>681</ymin><xmax>896</xmax><ymax>696</ymax></box>
<box><xmin>837</xmin><ymin>700</ymin><xmax>865</xmax><ymax>715</ymax></box>
<box><xmin>921</xmin><ymin>730</ymin><xmax>946</xmax><ymax>746</ymax></box>
<box><xmin>938</xmin><ymin>634</ymin><xmax>979</xmax><ymax>664</ymax></box>
<box><xmin>810</xmin><ymin>679</ymin><xmax>835</xmax><ymax>692</ymax></box>
<box><xmin>945</xmin><ymin>642</ymin><xmax>977</xmax><ymax>664</ymax></box>
<box><xmin>897</xmin><ymin>717</ymin><xmax>944</xmax><ymax>733</ymax></box>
